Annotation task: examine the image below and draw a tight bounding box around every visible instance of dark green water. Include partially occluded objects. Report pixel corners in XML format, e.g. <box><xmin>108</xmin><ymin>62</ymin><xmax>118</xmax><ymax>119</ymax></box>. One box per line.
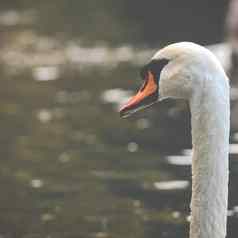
<box><xmin>0</xmin><ymin>1</ymin><xmax>238</xmax><ymax>238</ymax></box>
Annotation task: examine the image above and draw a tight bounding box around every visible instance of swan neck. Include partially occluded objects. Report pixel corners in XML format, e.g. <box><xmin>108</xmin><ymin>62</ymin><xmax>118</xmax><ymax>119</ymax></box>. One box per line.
<box><xmin>189</xmin><ymin>79</ymin><xmax>230</xmax><ymax>238</ymax></box>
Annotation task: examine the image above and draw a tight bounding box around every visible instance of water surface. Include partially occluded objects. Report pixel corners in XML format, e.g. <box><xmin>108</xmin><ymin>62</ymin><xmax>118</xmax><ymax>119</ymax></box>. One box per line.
<box><xmin>0</xmin><ymin>1</ymin><xmax>237</xmax><ymax>238</ymax></box>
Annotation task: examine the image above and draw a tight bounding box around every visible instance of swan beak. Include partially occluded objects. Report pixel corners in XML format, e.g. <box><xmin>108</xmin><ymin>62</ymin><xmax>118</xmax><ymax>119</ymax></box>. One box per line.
<box><xmin>120</xmin><ymin>71</ymin><xmax>158</xmax><ymax>118</ymax></box>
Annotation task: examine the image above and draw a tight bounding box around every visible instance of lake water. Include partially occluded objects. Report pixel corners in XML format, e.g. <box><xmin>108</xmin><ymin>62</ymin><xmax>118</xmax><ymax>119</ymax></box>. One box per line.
<box><xmin>0</xmin><ymin>1</ymin><xmax>238</xmax><ymax>238</ymax></box>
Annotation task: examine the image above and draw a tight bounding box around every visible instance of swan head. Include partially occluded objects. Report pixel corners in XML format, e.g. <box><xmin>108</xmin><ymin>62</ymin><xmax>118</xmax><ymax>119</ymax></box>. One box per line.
<box><xmin>120</xmin><ymin>42</ymin><xmax>223</xmax><ymax>118</ymax></box>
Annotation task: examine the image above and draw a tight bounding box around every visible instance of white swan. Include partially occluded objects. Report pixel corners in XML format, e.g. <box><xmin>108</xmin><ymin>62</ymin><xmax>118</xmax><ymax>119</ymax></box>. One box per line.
<box><xmin>120</xmin><ymin>42</ymin><xmax>230</xmax><ymax>238</ymax></box>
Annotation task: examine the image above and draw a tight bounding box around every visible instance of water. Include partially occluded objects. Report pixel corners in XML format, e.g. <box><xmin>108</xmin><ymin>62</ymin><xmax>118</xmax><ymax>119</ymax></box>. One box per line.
<box><xmin>0</xmin><ymin>1</ymin><xmax>238</xmax><ymax>238</ymax></box>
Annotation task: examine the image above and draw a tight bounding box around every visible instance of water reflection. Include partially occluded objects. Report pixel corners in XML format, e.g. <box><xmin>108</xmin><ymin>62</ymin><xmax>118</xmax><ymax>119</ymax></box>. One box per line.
<box><xmin>229</xmin><ymin>144</ymin><xmax>238</xmax><ymax>154</ymax></box>
<box><xmin>1</xmin><ymin>39</ymin><xmax>238</xmax><ymax>237</ymax></box>
<box><xmin>0</xmin><ymin>10</ymin><xmax>35</xmax><ymax>26</ymax></box>
<box><xmin>166</xmin><ymin>155</ymin><xmax>192</xmax><ymax>166</ymax></box>
<box><xmin>153</xmin><ymin>181</ymin><xmax>189</xmax><ymax>191</ymax></box>
<box><xmin>36</xmin><ymin>109</ymin><xmax>53</xmax><ymax>123</ymax></box>
<box><xmin>33</xmin><ymin>66</ymin><xmax>60</xmax><ymax>81</ymax></box>
<box><xmin>30</xmin><ymin>179</ymin><xmax>44</xmax><ymax>188</ymax></box>
<box><xmin>101</xmin><ymin>88</ymin><xmax>132</xmax><ymax>110</ymax></box>
<box><xmin>0</xmin><ymin>31</ymin><xmax>154</xmax><ymax>74</ymax></box>
<box><xmin>127</xmin><ymin>142</ymin><xmax>139</xmax><ymax>153</ymax></box>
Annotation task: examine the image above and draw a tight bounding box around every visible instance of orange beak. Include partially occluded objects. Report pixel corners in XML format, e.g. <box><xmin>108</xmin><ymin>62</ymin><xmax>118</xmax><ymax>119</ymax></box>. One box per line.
<box><xmin>120</xmin><ymin>71</ymin><xmax>159</xmax><ymax>118</ymax></box>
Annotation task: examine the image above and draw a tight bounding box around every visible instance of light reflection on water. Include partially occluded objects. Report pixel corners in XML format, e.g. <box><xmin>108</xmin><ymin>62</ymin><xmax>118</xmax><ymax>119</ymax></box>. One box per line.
<box><xmin>0</xmin><ymin>37</ymin><xmax>238</xmax><ymax>238</ymax></box>
<box><xmin>229</xmin><ymin>144</ymin><xmax>238</xmax><ymax>154</ymax></box>
<box><xmin>153</xmin><ymin>181</ymin><xmax>189</xmax><ymax>191</ymax></box>
<box><xmin>0</xmin><ymin>32</ymin><xmax>154</xmax><ymax>76</ymax></box>
<box><xmin>0</xmin><ymin>10</ymin><xmax>35</xmax><ymax>26</ymax></box>
<box><xmin>166</xmin><ymin>155</ymin><xmax>192</xmax><ymax>166</ymax></box>
<box><xmin>33</xmin><ymin>66</ymin><xmax>60</xmax><ymax>81</ymax></box>
<box><xmin>101</xmin><ymin>88</ymin><xmax>133</xmax><ymax>110</ymax></box>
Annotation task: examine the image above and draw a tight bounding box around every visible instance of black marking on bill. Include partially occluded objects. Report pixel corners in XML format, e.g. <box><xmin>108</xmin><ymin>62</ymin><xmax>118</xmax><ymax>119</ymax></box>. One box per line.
<box><xmin>140</xmin><ymin>58</ymin><xmax>169</xmax><ymax>81</ymax></box>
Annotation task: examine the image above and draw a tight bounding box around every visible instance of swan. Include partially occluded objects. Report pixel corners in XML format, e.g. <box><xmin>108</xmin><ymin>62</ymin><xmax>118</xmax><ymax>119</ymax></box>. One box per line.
<box><xmin>120</xmin><ymin>42</ymin><xmax>230</xmax><ymax>238</ymax></box>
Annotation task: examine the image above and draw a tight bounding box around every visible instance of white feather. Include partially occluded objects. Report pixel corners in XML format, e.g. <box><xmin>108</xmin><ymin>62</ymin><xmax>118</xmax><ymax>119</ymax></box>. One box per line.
<box><xmin>153</xmin><ymin>42</ymin><xmax>230</xmax><ymax>238</ymax></box>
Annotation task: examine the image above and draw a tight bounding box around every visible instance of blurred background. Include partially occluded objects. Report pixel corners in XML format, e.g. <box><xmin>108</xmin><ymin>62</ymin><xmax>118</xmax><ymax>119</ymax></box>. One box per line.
<box><xmin>1</xmin><ymin>1</ymin><xmax>238</xmax><ymax>238</ymax></box>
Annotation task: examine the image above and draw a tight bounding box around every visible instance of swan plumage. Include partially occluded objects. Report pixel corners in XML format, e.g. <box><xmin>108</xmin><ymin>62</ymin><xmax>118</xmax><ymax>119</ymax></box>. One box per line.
<box><xmin>120</xmin><ymin>42</ymin><xmax>230</xmax><ymax>238</ymax></box>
